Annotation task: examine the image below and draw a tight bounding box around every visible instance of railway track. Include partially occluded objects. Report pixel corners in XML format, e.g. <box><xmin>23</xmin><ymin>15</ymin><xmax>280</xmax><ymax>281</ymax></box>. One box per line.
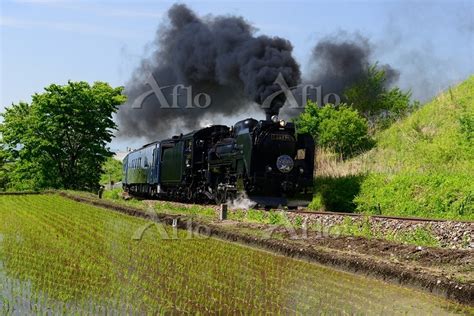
<box><xmin>0</xmin><ymin>190</ymin><xmax>471</xmax><ymax>224</ymax></box>
<box><xmin>284</xmin><ymin>208</ymin><xmax>474</xmax><ymax>224</ymax></box>
<box><xmin>137</xmin><ymin>194</ymin><xmax>473</xmax><ymax>224</ymax></box>
<box><xmin>117</xmin><ymin>190</ymin><xmax>474</xmax><ymax>224</ymax></box>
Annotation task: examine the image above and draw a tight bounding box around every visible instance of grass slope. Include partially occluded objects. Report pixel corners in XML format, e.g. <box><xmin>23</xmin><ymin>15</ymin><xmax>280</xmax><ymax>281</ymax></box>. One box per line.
<box><xmin>313</xmin><ymin>76</ymin><xmax>474</xmax><ymax>220</ymax></box>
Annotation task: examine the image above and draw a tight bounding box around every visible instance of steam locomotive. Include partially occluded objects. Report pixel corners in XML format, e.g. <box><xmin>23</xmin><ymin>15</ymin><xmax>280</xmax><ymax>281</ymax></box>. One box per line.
<box><xmin>122</xmin><ymin>116</ymin><xmax>315</xmax><ymax>207</ymax></box>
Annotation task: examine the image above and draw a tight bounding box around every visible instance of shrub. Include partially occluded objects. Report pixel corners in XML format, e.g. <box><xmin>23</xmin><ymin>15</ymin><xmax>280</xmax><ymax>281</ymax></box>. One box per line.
<box><xmin>318</xmin><ymin>105</ymin><xmax>373</xmax><ymax>158</ymax></box>
<box><xmin>295</xmin><ymin>101</ymin><xmax>372</xmax><ymax>159</ymax></box>
<box><xmin>103</xmin><ymin>188</ymin><xmax>123</xmax><ymax>200</ymax></box>
<box><xmin>312</xmin><ymin>175</ymin><xmax>365</xmax><ymax>212</ymax></box>
<box><xmin>308</xmin><ymin>195</ymin><xmax>323</xmax><ymax>211</ymax></box>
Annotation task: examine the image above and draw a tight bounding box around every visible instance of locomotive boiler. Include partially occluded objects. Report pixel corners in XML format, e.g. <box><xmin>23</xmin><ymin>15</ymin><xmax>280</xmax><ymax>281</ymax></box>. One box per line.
<box><xmin>122</xmin><ymin>116</ymin><xmax>315</xmax><ymax>207</ymax></box>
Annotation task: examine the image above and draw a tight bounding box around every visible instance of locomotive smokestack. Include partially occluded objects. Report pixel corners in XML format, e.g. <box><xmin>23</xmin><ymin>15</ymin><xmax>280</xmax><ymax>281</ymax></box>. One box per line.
<box><xmin>265</xmin><ymin>101</ymin><xmax>283</xmax><ymax>121</ymax></box>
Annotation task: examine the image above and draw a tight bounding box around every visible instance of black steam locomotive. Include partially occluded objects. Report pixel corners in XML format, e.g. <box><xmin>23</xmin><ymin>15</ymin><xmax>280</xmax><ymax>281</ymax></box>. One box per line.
<box><xmin>122</xmin><ymin>116</ymin><xmax>315</xmax><ymax>207</ymax></box>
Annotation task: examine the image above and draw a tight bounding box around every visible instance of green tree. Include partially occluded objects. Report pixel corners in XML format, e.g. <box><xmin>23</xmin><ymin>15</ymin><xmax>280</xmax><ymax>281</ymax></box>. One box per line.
<box><xmin>100</xmin><ymin>156</ymin><xmax>123</xmax><ymax>186</ymax></box>
<box><xmin>0</xmin><ymin>81</ymin><xmax>126</xmax><ymax>190</ymax></box>
<box><xmin>292</xmin><ymin>100</ymin><xmax>321</xmax><ymax>136</ymax></box>
<box><xmin>295</xmin><ymin>101</ymin><xmax>371</xmax><ymax>159</ymax></box>
<box><xmin>344</xmin><ymin>64</ymin><xmax>417</xmax><ymax>127</ymax></box>
<box><xmin>318</xmin><ymin>105</ymin><xmax>372</xmax><ymax>158</ymax></box>
<box><xmin>0</xmin><ymin>145</ymin><xmax>12</xmax><ymax>191</ymax></box>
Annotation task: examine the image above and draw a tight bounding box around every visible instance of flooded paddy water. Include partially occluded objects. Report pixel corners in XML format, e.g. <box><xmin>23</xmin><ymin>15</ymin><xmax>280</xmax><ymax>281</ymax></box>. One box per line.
<box><xmin>0</xmin><ymin>195</ymin><xmax>472</xmax><ymax>314</ymax></box>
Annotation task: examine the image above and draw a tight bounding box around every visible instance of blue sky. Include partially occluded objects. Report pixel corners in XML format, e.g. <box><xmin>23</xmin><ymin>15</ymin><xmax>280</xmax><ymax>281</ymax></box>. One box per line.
<box><xmin>1</xmin><ymin>0</ymin><xmax>473</xmax><ymax>149</ymax></box>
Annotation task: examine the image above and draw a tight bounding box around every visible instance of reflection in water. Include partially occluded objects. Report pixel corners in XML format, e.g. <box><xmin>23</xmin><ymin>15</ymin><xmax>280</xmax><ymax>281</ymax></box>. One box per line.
<box><xmin>0</xmin><ymin>195</ymin><xmax>472</xmax><ymax>315</ymax></box>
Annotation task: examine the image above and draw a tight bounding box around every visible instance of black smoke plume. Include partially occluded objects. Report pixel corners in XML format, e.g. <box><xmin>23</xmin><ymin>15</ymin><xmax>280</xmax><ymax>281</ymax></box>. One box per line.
<box><xmin>308</xmin><ymin>33</ymin><xmax>399</xmax><ymax>96</ymax></box>
<box><xmin>118</xmin><ymin>4</ymin><xmax>300</xmax><ymax>140</ymax></box>
<box><xmin>282</xmin><ymin>33</ymin><xmax>400</xmax><ymax>118</ymax></box>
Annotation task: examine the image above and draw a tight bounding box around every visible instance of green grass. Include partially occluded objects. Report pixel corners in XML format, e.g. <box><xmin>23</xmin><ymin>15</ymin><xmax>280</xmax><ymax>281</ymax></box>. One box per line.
<box><xmin>72</xmin><ymin>188</ymin><xmax>217</xmax><ymax>219</ymax></box>
<box><xmin>72</xmin><ymin>190</ymin><xmax>446</xmax><ymax>248</ymax></box>
<box><xmin>154</xmin><ymin>201</ymin><xmax>216</xmax><ymax>218</ymax></box>
<box><xmin>386</xmin><ymin>227</ymin><xmax>440</xmax><ymax>248</ymax></box>
<box><xmin>314</xmin><ymin>76</ymin><xmax>474</xmax><ymax>220</ymax></box>
<box><xmin>327</xmin><ymin>217</ymin><xmax>440</xmax><ymax>248</ymax></box>
<box><xmin>228</xmin><ymin>209</ymin><xmax>292</xmax><ymax>226</ymax></box>
<box><xmin>102</xmin><ymin>187</ymin><xmax>123</xmax><ymax>200</ymax></box>
<box><xmin>98</xmin><ymin>189</ymin><xmax>290</xmax><ymax>225</ymax></box>
<box><xmin>2</xmin><ymin>195</ymin><xmax>469</xmax><ymax>313</ymax></box>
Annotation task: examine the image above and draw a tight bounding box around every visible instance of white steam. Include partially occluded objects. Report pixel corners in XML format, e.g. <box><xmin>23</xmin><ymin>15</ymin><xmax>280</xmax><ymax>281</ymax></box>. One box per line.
<box><xmin>227</xmin><ymin>192</ymin><xmax>256</xmax><ymax>210</ymax></box>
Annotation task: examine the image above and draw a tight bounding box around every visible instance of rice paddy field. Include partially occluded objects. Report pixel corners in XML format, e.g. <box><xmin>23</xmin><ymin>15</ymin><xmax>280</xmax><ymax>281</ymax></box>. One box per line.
<box><xmin>0</xmin><ymin>194</ymin><xmax>472</xmax><ymax>315</ymax></box>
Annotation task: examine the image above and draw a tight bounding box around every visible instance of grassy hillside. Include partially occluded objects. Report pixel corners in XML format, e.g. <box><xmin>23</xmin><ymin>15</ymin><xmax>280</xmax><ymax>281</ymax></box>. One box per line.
<box><xmin>311</xmin><ymin>76</ymin><xmax>474</xmax><ymax>220</ymax></box>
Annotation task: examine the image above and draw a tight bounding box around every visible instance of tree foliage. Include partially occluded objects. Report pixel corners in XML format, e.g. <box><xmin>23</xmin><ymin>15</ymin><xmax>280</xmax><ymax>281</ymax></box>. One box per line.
<box><xmin>295</xmin><ymin>63</ymin><xmax>417</xmax><ymax>159</ymax></box>
<box><xmin>295</xmin><ymin>101</ymin><xmax>372</xmax><ymax>159</ymax></box>
<box><xmin>0</xmin><ymin>146</ymin><xmax>12</xmax><ymax>191</ymax></box>
<box><xmin>100</xmin><ymin>157</ymin><xmax>123</xmax><ymax>185</ymax></box>
<box><xmin>0</xmin><ymin>81</ymin><xmax>126</xmax><ymax>190</ymax></box>
<box><xmin>344</xmin><ymin>64</ymin><xmax>418</xmax><ymax>126</ymax></box>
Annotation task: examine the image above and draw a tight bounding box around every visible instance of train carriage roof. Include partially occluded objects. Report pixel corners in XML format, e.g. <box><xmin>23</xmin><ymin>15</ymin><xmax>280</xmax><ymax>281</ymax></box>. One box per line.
<box><xmin>185</xmin><ymin>125</ymin><xmax>229</xmax><ymax>139</ymax></box>
<box><xmin>125</xmin><ymin>125</ymin><xmax>230</xmax><ymax>158</ymax></box>
<box><xmin>164</xmin><ymin>124</ymin><xmax>230</xmax><ymax>142</ymax></box>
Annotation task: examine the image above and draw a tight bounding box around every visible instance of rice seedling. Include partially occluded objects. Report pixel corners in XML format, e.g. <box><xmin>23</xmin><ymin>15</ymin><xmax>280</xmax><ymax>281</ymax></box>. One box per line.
<box><xmin>0</xmin><ymin>194</ymin><xmax>471</xmax><ymax>314</ymax></box>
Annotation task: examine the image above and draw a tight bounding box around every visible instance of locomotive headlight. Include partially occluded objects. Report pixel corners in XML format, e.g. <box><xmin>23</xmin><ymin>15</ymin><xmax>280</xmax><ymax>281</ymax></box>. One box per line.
<box><xmin>279</xmin><ymin>120</ymin><xmax>286</xmax><ymax>127</ymax></box>
<box><xmin>271</xmin><ymin>115</ymin><xmax>279</xmax><ymax>123</ymax></box>
<box><xmin>276</xmin><ymin>155</ymin><xmax>294</xmax><ymax>173</ymax></box>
